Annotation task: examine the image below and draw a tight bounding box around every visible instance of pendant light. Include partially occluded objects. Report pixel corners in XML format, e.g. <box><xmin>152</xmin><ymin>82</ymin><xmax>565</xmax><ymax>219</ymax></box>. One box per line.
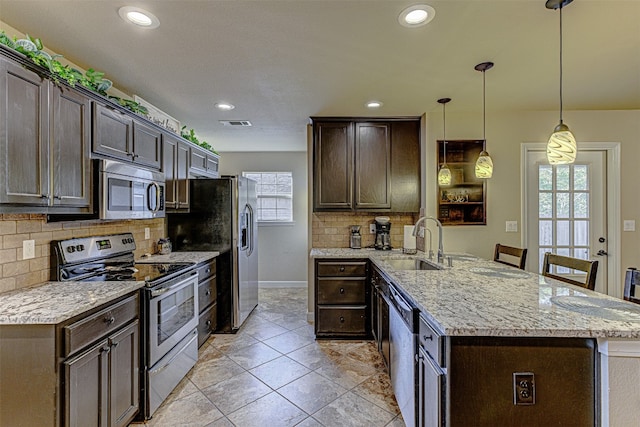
<box><xmin>437</xmin><ymin>97</ymin><xmax>452</xmax><ymax>186</ymax></box>
<box><xmin>474</xmin><ymin>61</ymin><xmax>494</xmax><ymax>179</ymax></box>
<box><xmin>546</xmin><ymin>0</ymin><xmax>576</xmax><ymax>165</ymax></box>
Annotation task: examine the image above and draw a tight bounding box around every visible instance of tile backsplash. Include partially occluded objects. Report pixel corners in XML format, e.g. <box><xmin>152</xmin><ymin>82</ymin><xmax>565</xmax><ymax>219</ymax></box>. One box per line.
<box><xmin>0</xmin><ymin>214</ymin><xmax>165</xmax><ymax>294</ymax></box>
<box><xmin>312</xmin><ymin>212</ymin><xmax>419</xmax><ymax>249</ymax></box>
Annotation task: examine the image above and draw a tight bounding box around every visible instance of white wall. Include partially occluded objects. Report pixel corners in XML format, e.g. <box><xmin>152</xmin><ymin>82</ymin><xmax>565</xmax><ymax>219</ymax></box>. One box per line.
<box><xmin>424</xmin><ymin>109</ymin><xmax>640</xmax><ymax>295</ymax></box>
<box><xmin>219</xmin><ymin>151</ymin><xmax>308</xmax><ymax>285</ymax></box>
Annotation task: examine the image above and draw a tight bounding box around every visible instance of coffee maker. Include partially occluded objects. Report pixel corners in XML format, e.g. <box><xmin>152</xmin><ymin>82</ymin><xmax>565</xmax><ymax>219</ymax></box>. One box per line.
<box><xmin>374</xmin><ymin>216</ymin><xmax>392</xmax><ymax>250</ymax></box>
<box><xmin>349</xmin><ymin>225</ymin><xmax>362</xmax><ymax>249</ymax></box>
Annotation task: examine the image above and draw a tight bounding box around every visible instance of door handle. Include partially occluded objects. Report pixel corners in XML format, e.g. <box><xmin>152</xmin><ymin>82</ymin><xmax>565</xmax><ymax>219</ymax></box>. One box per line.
<box><xmin>596</xmin><ymin>249</ymin><xmax>608</xmax><ymax>256</ymax></box>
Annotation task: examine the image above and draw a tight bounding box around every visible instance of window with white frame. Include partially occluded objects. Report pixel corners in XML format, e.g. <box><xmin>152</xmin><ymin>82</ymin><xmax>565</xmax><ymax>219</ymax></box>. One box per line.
<box><xmin>242</xmin><ymin>172</ymin><xmax>293</xmax><ymax>223</ymax></box>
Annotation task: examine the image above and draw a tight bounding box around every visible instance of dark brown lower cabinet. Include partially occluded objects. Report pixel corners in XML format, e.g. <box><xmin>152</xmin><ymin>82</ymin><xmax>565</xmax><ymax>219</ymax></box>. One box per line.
<box><xmin>196</xmin><ymin>257</ymin><xmax>217</xmax><ymax>347</ymax></box>
<box><xmin>63</xmin><ymin>295</ymin><xmax>140</xmax><ymax>427</ymax></box>
<box><xmin>64</xmin><ymin>320</ymin><xmax>139</xmax><ymax>427</ymax></box>
<box><xmin>314</xmin><ymin>259</ymin><xmax>370</xmax><ymax>338</ymax></box>
<box><xmin>371</xmin><ymin>265</ymin><xmax>390</xmax><ymax>371</ymax></box>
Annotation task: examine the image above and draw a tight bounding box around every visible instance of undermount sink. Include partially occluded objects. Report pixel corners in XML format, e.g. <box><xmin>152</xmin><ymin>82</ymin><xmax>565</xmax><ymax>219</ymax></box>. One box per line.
<box><xmin>385</xmin><ymin>258</ymin><xmax>442</xmax><ymax>271</ymax></box>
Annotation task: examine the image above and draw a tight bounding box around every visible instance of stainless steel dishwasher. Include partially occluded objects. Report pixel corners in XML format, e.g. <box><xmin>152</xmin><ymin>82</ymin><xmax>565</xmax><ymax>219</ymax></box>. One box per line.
<box><xmin>389</xmin><ymin>283</ymin><xmax>417</xmax><ymax>427</ymax></box>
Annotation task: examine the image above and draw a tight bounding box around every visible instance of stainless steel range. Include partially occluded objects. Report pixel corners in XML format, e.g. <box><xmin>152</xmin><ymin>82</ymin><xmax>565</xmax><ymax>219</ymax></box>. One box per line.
<box><xmin>53</xmin><ymin>233</ymin><xmax>199</xmax><ymax>420</ymax></box>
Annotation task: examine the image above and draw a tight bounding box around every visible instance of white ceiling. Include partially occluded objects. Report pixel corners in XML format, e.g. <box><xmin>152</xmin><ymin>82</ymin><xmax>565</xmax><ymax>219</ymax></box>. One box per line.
<box><xmin>0</xmin><ymin>0</ymin><xmax>638</xmax><ymax>152</ymax></box>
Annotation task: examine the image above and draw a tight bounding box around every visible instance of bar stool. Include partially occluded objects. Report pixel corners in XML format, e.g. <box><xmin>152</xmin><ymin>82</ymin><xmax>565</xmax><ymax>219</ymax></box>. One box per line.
<box><xmin>493</xmin><ymin>244</ymin><xmax>528</xmax><ymax>270</ymax></box>
<box><xmin>542</xmin><ymin>252</ymin><xmax>598</xmax><ymax>291</ymax></box>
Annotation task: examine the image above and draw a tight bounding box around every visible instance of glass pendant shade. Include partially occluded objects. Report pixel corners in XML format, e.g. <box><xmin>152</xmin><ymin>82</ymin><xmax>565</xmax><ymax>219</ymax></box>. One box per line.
<box><xmin>547</xmin><ymin>122</ymin><xmax>577</xmax><ymax>164</ymax></box>
<box><xmin>475</xmin><ymin>150</ymin><xmax>493</xmax><ymax>178</ymax></box>
<box><xmin>438</xmin><ymin>164</ymin><xmax>452</xmax><ymax>186</ymax></box>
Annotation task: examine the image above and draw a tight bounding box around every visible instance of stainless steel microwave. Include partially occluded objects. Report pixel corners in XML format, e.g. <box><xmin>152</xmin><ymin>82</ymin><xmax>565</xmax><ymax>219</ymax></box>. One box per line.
<box><xmin>99</xmin><ymin>160</ymin><xmax>165</xmax><ymax>220</ymax></box>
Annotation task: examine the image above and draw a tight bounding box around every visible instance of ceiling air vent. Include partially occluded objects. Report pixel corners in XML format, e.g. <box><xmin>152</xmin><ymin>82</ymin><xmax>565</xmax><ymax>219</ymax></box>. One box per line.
<box><xmin>219</xmin><ymin>120</ymin><xmax>252</xmax><ymax>127</ymax></box>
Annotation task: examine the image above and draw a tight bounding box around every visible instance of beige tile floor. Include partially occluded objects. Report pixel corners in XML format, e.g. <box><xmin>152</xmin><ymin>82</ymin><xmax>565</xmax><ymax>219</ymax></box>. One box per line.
<box><xmin>131</xmin><ymin>287</ymin><xmax>404</xmax><ymax>427</ymax></box>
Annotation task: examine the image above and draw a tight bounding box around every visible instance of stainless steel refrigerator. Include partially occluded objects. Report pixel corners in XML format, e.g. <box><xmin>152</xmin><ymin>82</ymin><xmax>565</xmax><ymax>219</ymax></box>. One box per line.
<box><xmin>167</xmin><ymin>176</ymin><xmax>258</xmax><ymax>331</ymax></box>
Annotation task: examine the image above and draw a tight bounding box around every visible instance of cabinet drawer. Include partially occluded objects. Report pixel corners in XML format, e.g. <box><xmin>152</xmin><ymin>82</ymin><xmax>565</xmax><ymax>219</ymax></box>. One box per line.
<box><xmin>63</xmin><ymin>294</ymin><xmax>139</xmax><ymax>357</ymax></box>
<box><xmin>419</xmin><ymin>314</ymin><xmax>443</xmax><ymax>365</ymax></box>
<box><xmin>197</xmin><ymin>302</ymin><xmax>217</xmax><ymax>348</ymax></box>
<box><xmin>317</xmin><ymin>261</ymin><xmax>367</xmax><ymax>277</ymax></box>
<box><xmin>196</xmin><ymin>258</ymin><xmax>216</xmax><ymax>282</ymax></box>
<box><xmin>317</xmin><ymin>278</ymin><xmax>365</xmax><ymax>304</ymax></box>
<box><xmin>198</xmin><ymin>275</ymin><xmax>217</xmax><ymax>312</ymax></box>
<box><xmin>316</xmin><ymin>306</ymin><xmax>366</xmax><ymax>335</ymax></box>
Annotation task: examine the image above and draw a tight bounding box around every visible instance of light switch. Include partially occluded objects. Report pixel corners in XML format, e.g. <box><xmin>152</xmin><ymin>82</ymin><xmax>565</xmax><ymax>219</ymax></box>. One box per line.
<box><xmin>23</xmin><ymin>240</ymin><xmax>35</xmax><ymax>260</ymax></box>
<box><xmin>624</xmin><ymin>220</ymin><xmax>636</xmax><ymax>232</ymax></box>
<box><xmin>506</xmin><ymin>221</ymin><xmax>518</xmax><ymax>232</ymax></box>
<box><xmin>145</xmin><ymin>227</ymin><xmax>151</xmax><ymax>239</ymax></box>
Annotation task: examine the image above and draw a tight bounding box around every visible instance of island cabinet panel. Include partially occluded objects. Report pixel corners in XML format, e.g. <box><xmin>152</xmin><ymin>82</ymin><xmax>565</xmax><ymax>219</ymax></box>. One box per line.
<box><xmin>0</xmin><ymin>56</ymin><xmax>49</xmax><ymax>205</ymax></box>
<box><xmin>445</xmin><ymin>336</ymin><xmax>596</xmax><ymax>427</ymax></box>
<box><xmin>313</xmin><ymin>121</ymin><xmax>353</xmax><ymax>210</ymax></box>
<box><xmin>312</xmin><ymin>117</ymin><xmax>420</xmax><ymax>212</ymax></box>
<box><xmin>314</xmin><ymin>259</ymin><xmax>370</xmax><ymax>338</ymax></box>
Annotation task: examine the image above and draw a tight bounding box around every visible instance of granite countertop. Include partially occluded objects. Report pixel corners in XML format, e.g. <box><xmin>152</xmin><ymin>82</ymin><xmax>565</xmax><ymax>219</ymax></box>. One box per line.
<box><xmin>310</xmin><ymin>248</ymin><xmax>640</xmax><ymax>339</ymax></box>
<box><xmin>0</xmin><ymin>280</ymin><xmax>144</xmax><ymax>325</ymax></box>
<box><xmin>136</xmin><ymin>251</ymin><xmax>219</xmax><ymax>265</ymax></box>
<box><xmin>0</xmin><ymin>252</ymin><xmax>218</xmax><ymax>326</ymax></box>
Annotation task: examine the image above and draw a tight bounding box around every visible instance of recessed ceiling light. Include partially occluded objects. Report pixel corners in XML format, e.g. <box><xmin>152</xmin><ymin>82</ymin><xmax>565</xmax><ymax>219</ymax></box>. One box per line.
<box><xmin>366</xmin><ymin>101</ymin><xmax>383</xmax><ymax>108</ymax></box>
<box><xmin>215</xmin><ymin>102</ymin><xmax>235</xmax><ymax>111</ymax></box>
<box><xmin>398</xmin><ymin>4</ymin><xmax>436</xmax><ymax>28</ymax></box>
<box><xmin>118</xmin><ymin>6</ymin><xmax>160</xmax><ymax>29</ymax></box>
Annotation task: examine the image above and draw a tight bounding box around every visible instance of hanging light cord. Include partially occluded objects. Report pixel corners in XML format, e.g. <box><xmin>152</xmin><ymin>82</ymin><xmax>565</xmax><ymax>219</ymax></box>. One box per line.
<box><xmin>443</xmin><ymin>102</ymin><xmax>447</xmax><ymax>163</ymax></box>
<box><xmin>559</xmin><ymin>5</ymin><xmax>564</xmax><ymax>124</ymax></box>
<box><xmin>482</xmin><ymin>69</ymin><xmax>486</xmax><ymax>141</ymax></box>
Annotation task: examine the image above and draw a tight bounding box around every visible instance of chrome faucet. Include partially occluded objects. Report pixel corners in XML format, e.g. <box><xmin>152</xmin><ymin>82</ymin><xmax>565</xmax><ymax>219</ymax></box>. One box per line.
<box><xmin>412</xmin><ymin>216</ymin><xmax>444</xmax><ymax>263</ymax></box>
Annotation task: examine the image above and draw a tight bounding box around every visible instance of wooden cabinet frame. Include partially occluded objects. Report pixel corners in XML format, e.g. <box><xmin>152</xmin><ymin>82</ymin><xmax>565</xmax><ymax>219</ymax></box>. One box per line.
<box><xmin>437</xmin><ymin>139</ymin><xmax>487</xmax><ymax>225</ymax></box>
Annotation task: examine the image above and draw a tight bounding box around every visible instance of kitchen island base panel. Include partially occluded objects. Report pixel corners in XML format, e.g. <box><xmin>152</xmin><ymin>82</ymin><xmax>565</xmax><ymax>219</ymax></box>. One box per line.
<box><xmin>447</xmin><ymin>336</ymin><xmax>597</xmax><ymax>427</ymax></box>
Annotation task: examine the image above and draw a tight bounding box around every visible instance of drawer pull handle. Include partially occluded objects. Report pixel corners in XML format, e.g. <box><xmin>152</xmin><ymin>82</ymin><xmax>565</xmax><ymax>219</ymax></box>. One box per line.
<box><xmin>339</xmin><ymin>288</ymin><xmax>345</xmax><ymax>294</ymax></box>
<box><xmin>205</xmin><ymin>290</ymin><xmax>211</xmax><ymax>296</ymax></box>
<box><xmin>206</xmin><ymin>320</ymin><xmax>211</xmax><ymax>326</ymax></box>
<box><xmin>423</xmin><ymin>334</ymin><xmax>433</xmax><ymax>341</ymax></box>
<box><xmin>206</xmin><ymin>268</ymin><xmax>211</xmax><ymax>274</ymax></box>
<box><xmin>339</xmin><ymin>316</ymin><xmax>345</xmax><ymax>323</ymax></box>
<box><xmin>339</xmin><ymin>267</ymin><xmax>345</xmax><ymax>272</ymax></box>
<box><xmin>105</xmin><ymin>316</ymin><xmax>115</xmax><ymax>325</ymax></box>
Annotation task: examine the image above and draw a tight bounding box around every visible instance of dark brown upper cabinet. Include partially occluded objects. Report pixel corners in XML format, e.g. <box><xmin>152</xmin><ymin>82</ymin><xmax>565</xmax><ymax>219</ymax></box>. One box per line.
<box><xmin>162</xmin><ymin>133</ymin><xmax>190</xmax><ymax>211</ymax></box>
<box><xmin>0</xmin><ymin>56</ymin><xmax>92</xmax><ymax>212</ymax></box>
<box><xmin>312</xmin><ymin>117</ymin><xmax>420</xmax><ymax>213</ymax></box>
<box><xmin>92</xmin><ymin>102</ymin><xmax>162</xmax><ymax>170</ymax></box>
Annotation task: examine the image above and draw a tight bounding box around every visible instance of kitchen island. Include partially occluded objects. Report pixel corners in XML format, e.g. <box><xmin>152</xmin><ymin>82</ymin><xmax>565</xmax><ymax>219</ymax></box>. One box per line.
<box><xmin>311</xmin><ymin>248</ymin><xmax>640</xmax><ymax>426</ymax></box>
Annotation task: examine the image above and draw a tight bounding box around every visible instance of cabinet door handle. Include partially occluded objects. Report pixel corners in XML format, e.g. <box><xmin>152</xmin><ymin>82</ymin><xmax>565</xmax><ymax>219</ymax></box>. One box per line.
<box><xmin>206</xmin><ymin>320</ymin><xmax>211</xmax><ymax>327</ymax></box>
<box><xmin>104</xmin><ymin>316</ymin><xmax>115</xmax><ymax>325</ymax></box>
<box><xmin>339</xmin><ymin>288</ymin><xmax>345</xmax><ymax>294</ymax></box>
<box><xmin>205</xmin><ymin>290</ymin><xmax>210</xmax><ymax>296</ymax></box>
<box><xmin>111</xmin><ymin>342</ymin><xmax>119</xmax><ymax>348</ymax></box>
<box><xmin>423</xmin><ymin>334</ymin><xmax>433</xmax><ymax>341</ymax></box>
<box><xmin>101</xmin><ymin>346</ymin><xmax>111</xmax><ymax>353</ymax></box>
<box><xmin>206</xmin><ymin>268</ymin><xmax>211</xmax><ymax>274</ymax></box>
<box><xmin>339</xmin><ymin>266</ymin><xmax>345</xmax><ymax>272</ymax></box>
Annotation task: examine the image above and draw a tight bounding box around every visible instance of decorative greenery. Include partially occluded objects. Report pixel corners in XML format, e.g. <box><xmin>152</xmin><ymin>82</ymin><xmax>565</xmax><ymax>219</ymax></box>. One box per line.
<box><xmin>181</xmin><ymin>126</ymin><xmax>218</xmax><ymax>154</ymax></box>
<box><xmin>0</xmin><ymin>30</ymin><xmax>216</xmax><ymax>153</ymax></box>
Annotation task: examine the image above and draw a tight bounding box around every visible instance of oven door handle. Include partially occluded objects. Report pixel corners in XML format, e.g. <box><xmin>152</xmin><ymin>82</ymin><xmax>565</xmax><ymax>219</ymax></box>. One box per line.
<box><xmin>150</xmin><ymin>271</ymin><xmax>197</xmax><ymax>297</ymax></box>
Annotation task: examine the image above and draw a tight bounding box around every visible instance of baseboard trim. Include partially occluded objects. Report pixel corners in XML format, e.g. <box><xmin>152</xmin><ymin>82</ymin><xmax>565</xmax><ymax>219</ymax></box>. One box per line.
<box><xmin>259</xmin><ymin>281</ymin><xmax>307</xmax><ymax>289</ymax></box>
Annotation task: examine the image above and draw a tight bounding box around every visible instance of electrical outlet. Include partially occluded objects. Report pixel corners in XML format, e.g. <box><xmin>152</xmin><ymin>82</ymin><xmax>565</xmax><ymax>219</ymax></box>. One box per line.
<box><xmin>513</xmin><ymin>372</ymin><xmax>535</xmax><ymax>405</ymax></box>
<box><xmin>145</xmin><ymin>227</ymin><xmax>150</xmax><ymax>240</ymax></box>
<box><xmin>23</xmin><ymin>240</ymin><xmax>35</xmax><ymax>260</ymax></box>
<box><xmin>624</xmin><ymin>220</ymin><xmax>636</xmax><ymax>232</ymax></box>
<box><xmin>506</xmin><ymin>221</ymin><xmax>518</xmax><ymax>232</ymax></box>
<box><xmin>369</xmin><ymin>224</ymin><xmax>376</xmax><ymax>234</ymax></box>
